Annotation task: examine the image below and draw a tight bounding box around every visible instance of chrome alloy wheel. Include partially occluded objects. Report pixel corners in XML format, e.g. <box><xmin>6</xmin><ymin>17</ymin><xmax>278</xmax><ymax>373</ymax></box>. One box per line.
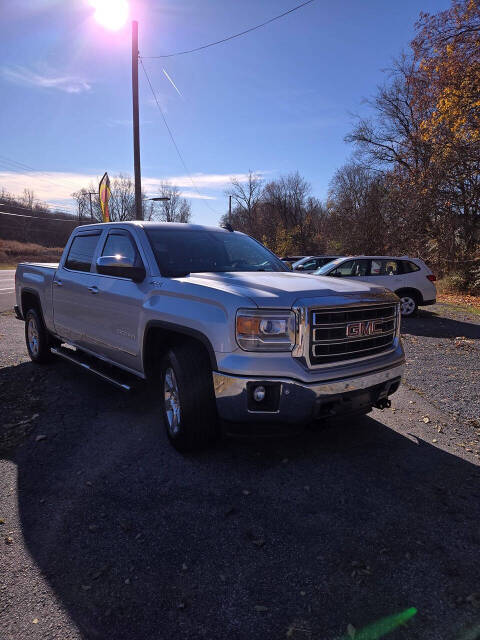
<box><xmin>27</xmin><ymin>316</ymin><xmax>40</xmax><ymax>357</ymax></box>
<box><xmin>400</xmin><ymin>295</ymin><xmax>416</xmax><ymax>316</ymax></box>
<box><xmin>164</xmin><ymin>367</ymin><xmax>181</xmax><ymax>436</ymax></box>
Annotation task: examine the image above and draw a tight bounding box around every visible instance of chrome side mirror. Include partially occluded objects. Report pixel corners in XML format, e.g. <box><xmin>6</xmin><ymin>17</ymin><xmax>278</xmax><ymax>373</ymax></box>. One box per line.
<box><xmin>96</xmin><ymin>255</ymin><xmax>146</xmax><ymax>282</ymax></box>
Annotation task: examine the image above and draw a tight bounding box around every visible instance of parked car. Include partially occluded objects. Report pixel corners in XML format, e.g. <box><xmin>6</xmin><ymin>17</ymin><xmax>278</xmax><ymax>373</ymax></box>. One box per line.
<box><xmin>292</xmin><ymin>255</ymin><xmax>343</xmax><ymax>272</ymax></box>
<box><xmin>279</xmin><ymin>255</ymin><xmax>306</xmax><ymax>269</ymax></box>
<box><xmin>313</xmin><ymin>256</ymin><xmax>436</xmax><ymax>316</ymax></box>
<box><xmin>15</xmin><ymin>223</ymin><xmax>404</xmax><ymax>450</ymax></box>
<box><xmin>279</xmin><ymin>255</ymin><xmax>306</xmax><ymax>263</ymax></box>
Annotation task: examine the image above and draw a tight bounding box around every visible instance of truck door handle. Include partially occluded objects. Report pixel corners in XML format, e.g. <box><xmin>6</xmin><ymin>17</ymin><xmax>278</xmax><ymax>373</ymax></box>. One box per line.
<box><xmin>88</xmin><ymin>285</ymin><xmax>99</xmax><ymax>294</ymax></box>
<box><xmin>53</xmin><ymin>279</ymin><xmax>63</xmax><ymax>287</ymax></box>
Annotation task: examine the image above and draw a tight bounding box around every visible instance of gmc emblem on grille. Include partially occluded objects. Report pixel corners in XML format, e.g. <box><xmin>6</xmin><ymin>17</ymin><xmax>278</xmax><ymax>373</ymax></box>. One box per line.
<box><xmin>345</xmin><ymin>320</ymin><xmax>384</xmax><ymax>338</ymax></box>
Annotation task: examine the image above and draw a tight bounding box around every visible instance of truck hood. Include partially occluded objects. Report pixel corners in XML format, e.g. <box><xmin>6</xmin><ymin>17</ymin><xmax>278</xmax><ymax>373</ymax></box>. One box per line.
<box><xmin>184</xmin><ymin>271</ymin><xmax>392</xmax><ymax>308</ymax></box>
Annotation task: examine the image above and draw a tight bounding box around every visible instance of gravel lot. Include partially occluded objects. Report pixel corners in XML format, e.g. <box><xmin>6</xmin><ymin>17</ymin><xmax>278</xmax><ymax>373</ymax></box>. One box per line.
<box><xmin>402</xmin><ymin>304</ymin><xmax>480</xmax><ymax>422</ymax></box>
<box><xmin>0</xmin><ymin>305</ymin><xmax>479</xmax><ymax>640</ymax></box>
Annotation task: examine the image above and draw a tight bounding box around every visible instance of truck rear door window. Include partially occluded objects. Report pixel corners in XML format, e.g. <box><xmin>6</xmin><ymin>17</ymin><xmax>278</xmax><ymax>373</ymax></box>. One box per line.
<box><xmin>65</xmin><ymin>233</ymin><xmax>100</xmax><ymax>272</ymax></box>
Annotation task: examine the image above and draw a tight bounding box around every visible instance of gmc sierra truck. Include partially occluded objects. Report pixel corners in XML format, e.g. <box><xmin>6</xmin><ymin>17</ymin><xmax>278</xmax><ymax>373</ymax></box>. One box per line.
<box><xmin>15</xmin><ymin>222</ymin><xmax>404</xmax><ymax>450</ymax></box>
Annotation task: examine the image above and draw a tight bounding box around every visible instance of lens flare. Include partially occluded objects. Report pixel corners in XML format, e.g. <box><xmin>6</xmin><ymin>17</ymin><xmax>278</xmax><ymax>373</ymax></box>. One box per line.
<box><xmin>90</xmin><ymin>0</ymin><xmax>129</xmax><ymax>31</ymax></box>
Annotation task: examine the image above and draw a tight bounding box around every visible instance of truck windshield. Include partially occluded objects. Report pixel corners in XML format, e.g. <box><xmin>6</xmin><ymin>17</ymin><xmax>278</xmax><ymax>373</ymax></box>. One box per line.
<box><xmin>146</xmin><ymin>229</ymin><xmax>287</xmax><ymax>276</ymax></box>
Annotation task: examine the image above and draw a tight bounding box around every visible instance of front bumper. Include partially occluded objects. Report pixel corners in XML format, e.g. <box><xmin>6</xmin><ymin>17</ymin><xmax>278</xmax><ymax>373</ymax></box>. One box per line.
<box><xmin>213</xmin><ymin>362</ymin><xmax>404</xmax><ymax>423</ymax></box>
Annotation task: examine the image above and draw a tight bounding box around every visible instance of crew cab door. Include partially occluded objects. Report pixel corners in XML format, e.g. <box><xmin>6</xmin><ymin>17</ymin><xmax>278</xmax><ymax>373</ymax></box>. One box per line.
<box><xmin>53</xmin><ymin>230</ymin><xmax>101</xmax><ymax>347</ymax></box>
<box><xmin>87</xmin><ymin>228</ymin><xmax>148</xmax><ymax>374</ymax></box>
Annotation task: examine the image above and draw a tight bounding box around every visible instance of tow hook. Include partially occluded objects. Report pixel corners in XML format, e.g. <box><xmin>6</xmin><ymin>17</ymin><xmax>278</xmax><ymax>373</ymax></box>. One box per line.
<box><xmin>374</xmin><ymin>397</ymin><xmax>391</xmax><ymax>410</ymax></box>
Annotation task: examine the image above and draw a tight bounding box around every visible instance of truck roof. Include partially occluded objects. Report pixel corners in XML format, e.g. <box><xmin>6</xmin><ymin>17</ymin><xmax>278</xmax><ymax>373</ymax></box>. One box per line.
<box><xmin>73</xmin><ymin>221</ymin><xmax>234</xmax><ymax>234</ymax></box>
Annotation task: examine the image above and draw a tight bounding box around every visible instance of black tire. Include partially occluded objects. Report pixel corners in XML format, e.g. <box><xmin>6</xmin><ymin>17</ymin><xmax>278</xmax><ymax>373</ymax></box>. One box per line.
<box><xmin>159</xmin><ymin>342</ymin><xmax>218</xmax><ymax>451</ymax></box>
<box><xmin>397</xmin><ymin>291</ymin><xmax>419</xmax><ymax>317</ymax></box>
<box><xmin>25</xmin><ymin>308</ymin><xmax>53</xmax><ymax>364</ymax></box>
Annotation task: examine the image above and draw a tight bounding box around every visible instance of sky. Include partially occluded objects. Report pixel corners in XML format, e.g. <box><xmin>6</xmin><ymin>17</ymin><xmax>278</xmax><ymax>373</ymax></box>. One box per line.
<box><xmin>0</xmin><ymin>0</ymin><xmax>450</xmax><ymax>224</ymax></box>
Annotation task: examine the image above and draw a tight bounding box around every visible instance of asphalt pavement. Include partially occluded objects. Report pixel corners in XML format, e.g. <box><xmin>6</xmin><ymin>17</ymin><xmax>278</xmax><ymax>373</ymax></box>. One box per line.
<box><xmin>0</xmin><ymin>305</ymin><xmax>479</xmax><ymax>640</ymax></box>
<box><xmin>0</xmin><ymin>270</ymin><xmax>15</xmax><ymax>312</ymax></box>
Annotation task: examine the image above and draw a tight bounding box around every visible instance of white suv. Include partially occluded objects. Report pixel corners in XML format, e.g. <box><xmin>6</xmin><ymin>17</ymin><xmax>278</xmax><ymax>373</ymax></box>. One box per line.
<box><xmin>314</xmin><ymin>256</ymin><xmax>437</xmax><ymax>316</ymax></box>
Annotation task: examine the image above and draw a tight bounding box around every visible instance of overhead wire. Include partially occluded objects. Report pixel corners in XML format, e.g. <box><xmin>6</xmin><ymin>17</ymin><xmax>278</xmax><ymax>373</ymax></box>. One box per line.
<box><xmin>140</xmin><ymin>58</ymin><xmax>221</xmax><ymax>215</ymax></box>
<box><xmin>0</xmin><ymin>210</ymin><xmax>77</xmax><ymax>222</ymax></box>
<box><xmin>141</xmin><ymin>0</ymin><xmax>316</xmax><ymax>58</ymax></box>
<box><xmin>0</xmin><ymin>154</ymin><xmax>80</xmax><ymax>212</ymax></box>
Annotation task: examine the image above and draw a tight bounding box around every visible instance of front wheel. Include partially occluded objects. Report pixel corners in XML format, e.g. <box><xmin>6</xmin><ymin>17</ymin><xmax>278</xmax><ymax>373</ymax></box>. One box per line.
<box><xmin>399</xmin><ymin>294</ymin><xmax>418</xmax><ymax>317</ymax></box>
<box><xmin>160</xmin><ymin>342</ymin><xmax>219</xmax><ymax>451</ymax></box>
<box><xmin>25</xmin><ymin>308</ymin><xmax>52</xmax><ymax>363</ymax></box>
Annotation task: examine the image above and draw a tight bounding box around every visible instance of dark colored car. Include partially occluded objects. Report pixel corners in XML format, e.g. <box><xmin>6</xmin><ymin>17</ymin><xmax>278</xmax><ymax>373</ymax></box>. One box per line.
<box><xmin>292</xmin><ymin>255</ymin><xmax>343</xmax><ymax>272</ymax></box>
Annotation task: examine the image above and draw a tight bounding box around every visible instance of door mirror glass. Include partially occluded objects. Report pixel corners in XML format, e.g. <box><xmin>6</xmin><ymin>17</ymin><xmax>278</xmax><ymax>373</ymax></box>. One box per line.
<box><xmin>96</xmin><ymin>256</ymin><xmax>145</xmax><ymax>282</ymax></box>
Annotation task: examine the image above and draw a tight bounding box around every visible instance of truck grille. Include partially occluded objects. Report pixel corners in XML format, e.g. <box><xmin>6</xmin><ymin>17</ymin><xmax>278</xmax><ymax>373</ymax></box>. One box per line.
<box><xmin>309</xmin><ymin>303</ymin><xmax>398</xmax><ymax>365</ymax></box>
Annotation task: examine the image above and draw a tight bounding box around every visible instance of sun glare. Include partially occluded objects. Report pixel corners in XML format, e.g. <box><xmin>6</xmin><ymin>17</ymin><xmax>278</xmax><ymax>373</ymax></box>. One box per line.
<box><xmin>90</xmin><ymin>0</ymin><xmax>129</xmax><ymax>31</ymax></box>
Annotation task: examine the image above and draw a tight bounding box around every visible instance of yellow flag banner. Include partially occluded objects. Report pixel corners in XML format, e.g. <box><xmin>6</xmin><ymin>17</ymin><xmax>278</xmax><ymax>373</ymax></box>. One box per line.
<box><xmin>99</xmin><ymin>172</ymin><xmax>111</xmax><ymax>222</ymax></box>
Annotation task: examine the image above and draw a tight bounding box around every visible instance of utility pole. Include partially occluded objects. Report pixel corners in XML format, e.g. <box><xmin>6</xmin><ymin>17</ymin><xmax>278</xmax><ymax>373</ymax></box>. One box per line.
<box><xmin>229</xmin><ymin>195</ymin><xmax>232</xmax><ymax>217</ymax></box>
<box><xmin>87</xmin><ymin>192</ymin><xmax>96</xmax><ymax>222</ymax></box>
<box><xmin>132</xmin><ymin>20</ymin><xmax>142</xmax><ymax>221</ymax></box>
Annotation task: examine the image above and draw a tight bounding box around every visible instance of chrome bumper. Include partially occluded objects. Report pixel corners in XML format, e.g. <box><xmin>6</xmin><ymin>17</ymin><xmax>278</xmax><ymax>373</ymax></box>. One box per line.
<box><xmin>213</xmin><ymin>363</ymin><xmax>404</xmax><ymax>423</ymax></box>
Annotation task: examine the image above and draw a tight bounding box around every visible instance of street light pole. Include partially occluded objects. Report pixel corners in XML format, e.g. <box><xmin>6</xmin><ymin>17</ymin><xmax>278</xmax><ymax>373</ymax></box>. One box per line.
<box><xmin>87</xmin><ymin>192</ymin><xmax>96</xmax><ymax>222</ymax></box>
<box><xmin>132</xmin><ymin>20</ymin><xmax>142</xmax><ymax>221</ymax></box>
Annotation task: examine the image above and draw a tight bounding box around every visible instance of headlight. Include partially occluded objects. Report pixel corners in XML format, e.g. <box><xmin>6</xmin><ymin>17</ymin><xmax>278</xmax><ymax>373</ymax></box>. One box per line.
<box><xmin>236</xmin><ymin>309</ymin><xmax>296</xmax><ymax>351</ymax></box>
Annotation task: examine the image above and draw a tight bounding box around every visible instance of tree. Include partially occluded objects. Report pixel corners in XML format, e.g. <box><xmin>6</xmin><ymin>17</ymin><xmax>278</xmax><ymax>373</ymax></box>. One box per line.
<box><xmin>148</xmin><ymin>181</ymin><xmax>191</xmax><ymax>223</ymax></box>
<box><xmin>326</xmin><ymin>163</ymin><xmax>390</xmax><ymax>255</ymax></box>
<box><xmin>345</xmin><ymin>0</ymin><xmax>480</xmax><ymax>272</ymax></box>
<box><xmin>72</xmin><ymin>174</ymin><xmax>155</xmax><ymax>222</ymax></box>
<box><xmin>223</xmin><ymin>170</ymin><xmax>263</xmax><ymax>236</ymax></box>
<box><xmin>221</xmin><ymin>171</ymin><xmax>327</xmax><ymax>255</ymax></box>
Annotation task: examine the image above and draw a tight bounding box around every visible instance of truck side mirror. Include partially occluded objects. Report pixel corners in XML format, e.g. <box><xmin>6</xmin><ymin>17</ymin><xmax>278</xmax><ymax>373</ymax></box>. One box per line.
<box><xmin>96</xmin><ymin>256</ymin><xmax>146</xmax><ymax>282</ymax></box>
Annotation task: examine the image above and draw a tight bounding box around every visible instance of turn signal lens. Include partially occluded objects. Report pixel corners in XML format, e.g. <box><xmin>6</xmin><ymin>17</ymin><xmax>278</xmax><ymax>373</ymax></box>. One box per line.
<box><xmin>236</xmin><ymin>316</ymin><xmax>261</xmax><ymax>335</ymax></box>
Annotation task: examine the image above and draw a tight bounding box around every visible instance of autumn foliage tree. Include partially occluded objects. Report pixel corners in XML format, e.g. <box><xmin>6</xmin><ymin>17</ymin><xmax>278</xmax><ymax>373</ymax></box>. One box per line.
<box><xmin>347</xmin><ymin>0</ymin><xmax>479</xmax><ymax>281</ymax></box>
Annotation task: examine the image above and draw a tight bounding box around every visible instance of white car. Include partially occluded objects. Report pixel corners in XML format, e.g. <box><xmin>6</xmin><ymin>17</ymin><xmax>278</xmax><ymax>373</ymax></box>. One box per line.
<box><xmin>314</xmin><ymin>256</ymin><xmax>437</xmax><ymax>316</ymax></box>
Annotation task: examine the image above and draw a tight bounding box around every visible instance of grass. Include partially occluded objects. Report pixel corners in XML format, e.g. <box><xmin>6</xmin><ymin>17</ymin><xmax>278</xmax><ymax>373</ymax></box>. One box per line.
<box><xmin>0</xmin><ymin>239</ymin><xmax>62</xmax><ymax>265</ymax></box>
<box><xmin>437</xmin><ymin>300</ymin><xmax>480</xmax><ymax>317</ymax></box>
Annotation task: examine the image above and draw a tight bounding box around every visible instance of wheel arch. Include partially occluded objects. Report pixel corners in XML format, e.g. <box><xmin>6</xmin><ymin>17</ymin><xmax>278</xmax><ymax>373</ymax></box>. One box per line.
<box><xmin>21</xmin><ymin>289</ymin><xmax>46</xmax><ymax>326</ymax></box>
<box><xmin>142</xmin><ymin>320</ymin><xmax>217</xmax><ymax>379</ymax></box>
<box><xmin>394</xmin><ymin>287</ymin><xmax>424</xmax><ymax>305</ymax></box>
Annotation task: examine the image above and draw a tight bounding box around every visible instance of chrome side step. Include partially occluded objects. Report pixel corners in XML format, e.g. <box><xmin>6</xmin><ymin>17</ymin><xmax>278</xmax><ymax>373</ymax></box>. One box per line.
<box><xmin>50</xmin><ymin>347</ymin><xmax>131</xmax><ymax>391</ymax></box>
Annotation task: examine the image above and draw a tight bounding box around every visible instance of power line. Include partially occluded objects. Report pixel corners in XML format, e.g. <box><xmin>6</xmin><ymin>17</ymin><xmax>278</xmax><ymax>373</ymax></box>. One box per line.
<box><xmin>140</xmin><ymin>58</ymin><xmax>221</xmax><ymax>216</ymax></box>
<box><xmin>0</xmin><ymin>210</ymin><xmax>77</xmax><ymax>222</ymax></box>
<box><xmin>141</xmin><ymin>0</ymin><xmax>316</xmax><ymax>59</ymax></box>
<box><xmin>0</xmin><ymin>154</ymin><xmax>84</xmax><ymax>195</ymax></box>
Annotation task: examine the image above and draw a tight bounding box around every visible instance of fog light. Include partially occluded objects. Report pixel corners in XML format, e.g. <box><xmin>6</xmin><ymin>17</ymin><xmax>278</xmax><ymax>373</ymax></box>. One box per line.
<box><xmin>253</xmin><ymin>385</ymin><xmax>266</xmax><ymax>402</ymax></box>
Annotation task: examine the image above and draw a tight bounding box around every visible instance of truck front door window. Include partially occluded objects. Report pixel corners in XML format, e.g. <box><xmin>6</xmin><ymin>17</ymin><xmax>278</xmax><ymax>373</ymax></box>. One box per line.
<box><xmin>102</xmin><ymin>233</ymin><xmax>137</xmax><ymax>263</ymax></box>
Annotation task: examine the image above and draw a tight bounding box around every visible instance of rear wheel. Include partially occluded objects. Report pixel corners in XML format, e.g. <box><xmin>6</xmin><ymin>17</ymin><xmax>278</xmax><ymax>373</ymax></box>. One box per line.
<box><xmin>160</xmin><ymin>342</ymin><xmax>218</xmax><ymax>451</ymax></box>
<box><xmin>25</xmin><ymin>308</ymin><xmax>52</xmax><ymax>364</ymax></box>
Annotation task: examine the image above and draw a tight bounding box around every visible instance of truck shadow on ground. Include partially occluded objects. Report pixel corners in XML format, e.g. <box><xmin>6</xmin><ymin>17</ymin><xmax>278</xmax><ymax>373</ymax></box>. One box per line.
<box><xmin>2</xmin><ymin>360</ymin><xmax>480</xmax><ymax>640</ymax></box>
<box><xmin>402</xmin><ymin>309</ymin><xmax>480</xmax><ymax>340</ymax></box>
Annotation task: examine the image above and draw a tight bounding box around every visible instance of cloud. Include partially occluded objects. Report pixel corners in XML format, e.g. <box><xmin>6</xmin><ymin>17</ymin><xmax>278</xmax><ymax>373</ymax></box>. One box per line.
<box><xmin>0</xmin><ymin>170</ymin><xmax>270</xmax><ymax>215</ymax></box>
<box><xmin>1</xmin><ymin>65</ymin><xmax>91</xmax><ymax>94</ymax></box>
<box><xmin>178</xmin><ymin>191</ymin><xmax>215</xmax><ymax>201</ymax></box>
<box><xmin>146</xmin><ymin>172</ymin><xmax>267</xmax><ymax>190</ymax></box>
<box><xmin>0</xmin><ymin>170</ymin><xmax>261</xmax><ymax>207</ymax></box>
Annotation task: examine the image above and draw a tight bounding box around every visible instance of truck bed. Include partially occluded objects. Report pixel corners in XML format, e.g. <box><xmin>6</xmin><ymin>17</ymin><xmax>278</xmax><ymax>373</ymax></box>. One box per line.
<box><xmin>15</xmin><ymin>262</ymin><xmax>58</xmax><ymax>328</ymax></box>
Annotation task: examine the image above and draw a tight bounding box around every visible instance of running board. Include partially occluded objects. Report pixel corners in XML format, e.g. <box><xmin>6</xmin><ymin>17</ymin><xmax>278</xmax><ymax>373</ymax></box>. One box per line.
<box><xmin>50</xmin><ymin>347</ymin><xmax>132</xmax><ymax>391</ymax></box>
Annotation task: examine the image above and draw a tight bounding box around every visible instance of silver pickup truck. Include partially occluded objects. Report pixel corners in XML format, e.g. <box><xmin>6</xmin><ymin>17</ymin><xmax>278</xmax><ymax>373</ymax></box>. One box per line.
<box><xmin>15</xmin><ymin>222</ymin><xmax>404</xmax><ymax>450</ymax></box>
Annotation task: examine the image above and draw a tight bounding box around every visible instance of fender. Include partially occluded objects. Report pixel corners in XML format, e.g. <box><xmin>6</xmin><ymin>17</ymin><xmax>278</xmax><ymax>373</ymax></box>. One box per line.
<box><xmin>142</xmin><ymin>319</ymin><xmax>218</xmax><ymax>372</ymax></box>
